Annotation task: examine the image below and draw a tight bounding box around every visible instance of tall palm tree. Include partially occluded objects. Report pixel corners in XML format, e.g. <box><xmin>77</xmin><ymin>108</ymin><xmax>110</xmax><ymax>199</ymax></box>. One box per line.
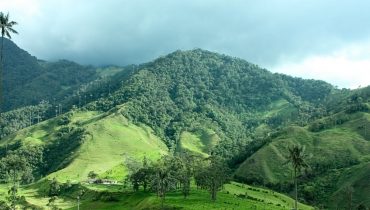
<box><xmin>286</xmin><ymin>144</ymin><xmax>308</xmax><ymax>210</ymax></box>
<box><xmin>0</xmin><ymin>12</ymin><xmax>18</xmax><ymax>116</ymax></box>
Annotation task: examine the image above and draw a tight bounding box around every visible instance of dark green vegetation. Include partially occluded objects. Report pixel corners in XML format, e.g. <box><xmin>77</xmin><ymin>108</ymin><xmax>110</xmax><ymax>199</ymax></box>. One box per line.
<box><xmin>2</xmin><ymin>38</ymin><xmax>95</xmax><ymax>111</ymax></box>
<box><xmin>0</xmin><ymin>40</ymin><xmax>369</xmax><ymax>209</ymax></box>
<box><xmin>1</xmin><ymin>38</ymin><xmax>136</xmax><ymax>113</ymax></box>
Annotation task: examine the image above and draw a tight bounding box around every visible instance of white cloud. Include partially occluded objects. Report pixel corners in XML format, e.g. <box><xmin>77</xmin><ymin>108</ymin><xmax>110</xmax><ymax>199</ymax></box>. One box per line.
<box><xmin>270</xmin><ymin>41</ymin><xmax>370</xmax><ymax>88</ymax></box>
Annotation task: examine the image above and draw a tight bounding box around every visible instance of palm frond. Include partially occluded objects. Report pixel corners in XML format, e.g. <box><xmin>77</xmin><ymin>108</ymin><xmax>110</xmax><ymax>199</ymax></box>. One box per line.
<box><xmin>286</xmin><ymin>144</ymin><xmax>309</xmax><ymax>172</ymax></box>
<box><xmin>5</xmin><ymin>30</ymin><xmax>11</xmax><ymax>39</ymax></box>
<box><xmin>7</xmin><ymin>27</ymin><xmax>18</xmax><ymax>34</ymax></box>
<box><xmin>9</xmin><ymin>21</ymin><xmax>17</xmax><ymax>26</ymax></box>
<box><xmin>0</xmin><ymin>12</ymin><xmax>18</xmax><ymax>39</ymax></box>
<box><xmin>4</xmin><ymin>13</ymin><xmax>9</xmax><ymax>22</ymax></box>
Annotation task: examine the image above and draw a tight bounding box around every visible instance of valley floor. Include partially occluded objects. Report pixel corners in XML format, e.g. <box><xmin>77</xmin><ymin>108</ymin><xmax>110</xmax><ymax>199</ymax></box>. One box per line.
<box><xmin>1</xmin><ymin>181</ymin><xmax>313</xmax><ymax>210</ymax></box>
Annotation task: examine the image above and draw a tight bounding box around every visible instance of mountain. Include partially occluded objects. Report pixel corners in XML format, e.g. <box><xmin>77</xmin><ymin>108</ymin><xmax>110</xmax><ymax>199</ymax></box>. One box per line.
<box><xmin>1</xmin><ymin>39</ymin><xmax>129</xmax><ymax>138</ymax></box>
<box><xmin>87</xmin><ymin>49</ymin><xmax>334</xmax><ymax>157</ymax></box>
<box><xmin>1</xmin><ymin>38</ymin><xmax>104</xmax><ymax>112</ymax></box>
<box><xmin>0</xmin><ymin>44</ymin><xmax>369</xmax><ymax>209</ymax></box>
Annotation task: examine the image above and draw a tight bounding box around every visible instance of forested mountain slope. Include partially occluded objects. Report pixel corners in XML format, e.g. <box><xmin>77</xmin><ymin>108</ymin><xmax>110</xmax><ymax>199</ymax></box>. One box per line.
<box><xmin>2</xmin><ymin>39</ymin><xmax>103</xmax><ymax>111</ymax></box>
<box><xmin>84</xmin><ymin>49</ymin><xmax>335</xmax><ymax>160</ymax></box>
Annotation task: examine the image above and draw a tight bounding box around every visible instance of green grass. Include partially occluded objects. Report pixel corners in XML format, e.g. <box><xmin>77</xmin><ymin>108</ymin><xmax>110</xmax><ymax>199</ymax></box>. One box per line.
<box><xmin>180</xmin><ymin>131</ymin><xmax>208</xmax><ymax>156</ymax></box>
<box><xmin>0</xmin><ymin>180</ymin><xmax>313</xmax><ymax>209</ymax></box>
<box><xmin>180</xmin><ymin>129</ymin><xmax>219</xmax><ymax>156</ymax></box>
<box><xmin>0</xmin><ymin>108</ymin><xmax>168</xmax><ymax>183</ymax></box>
<box><xmin>66</xmin><ymin>182</ymin><xmax>313</xmax><ymax>210</ymax></box>
<box><xmin>328</xmin><ymin>162</ymin><xmax>370</xmax><ymax>208</ymax></box>
<box><xmin>263</xmin><ymin>99</ymin><xmax>294</xmax><ymax>118</ymax></box>
<box><xmin>49</xmin><ymin>110</ymin><xmax>168</xmax><ymax>182</ymax></box>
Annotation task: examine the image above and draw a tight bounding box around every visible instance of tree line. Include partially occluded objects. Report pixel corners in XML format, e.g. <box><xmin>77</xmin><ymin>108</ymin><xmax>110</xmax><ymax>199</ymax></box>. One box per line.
<box><xmin>120</xmin><ymin>152</ymin><xmax>230</xmax><ymax>208</ymax></box>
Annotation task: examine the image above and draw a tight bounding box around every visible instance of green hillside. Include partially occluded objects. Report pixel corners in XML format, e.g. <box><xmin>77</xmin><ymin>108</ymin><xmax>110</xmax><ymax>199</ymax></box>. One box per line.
<box><xmin>236</xmin><ymin>108</ymin><xmax>370</xmax><ymax>208</ymax></box>
<box><xmin>179</xmin><ymin>128</ymin><xmax>219</xmax><ymax>156</ymax></box>
<box><xmin>0</xmin><ymin>107</ymin><xmax>314</xmax><ymax>209</ymax></box>
<box><xmin>3</xmin><ymin>107</ymin><xmax>168</xmax><ymax>182</ymax></box>
<box><xmin>50</xmin><ymin>110</ymin><xmax>168</xmax><ymax>182</ymax></box>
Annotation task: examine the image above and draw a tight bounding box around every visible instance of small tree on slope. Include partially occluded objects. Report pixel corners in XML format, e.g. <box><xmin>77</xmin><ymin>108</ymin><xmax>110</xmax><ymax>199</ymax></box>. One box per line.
<box><xmin>286</xmin><ymin>144</ymin><xmax>308</xmax><ymax>210</ymax></box>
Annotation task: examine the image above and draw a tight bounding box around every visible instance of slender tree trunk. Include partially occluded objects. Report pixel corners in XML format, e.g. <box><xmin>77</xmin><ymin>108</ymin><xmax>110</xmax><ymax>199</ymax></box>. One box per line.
<box><xmin>161</xmin><ymin>192</ymin><xmax>164</xmax><ymax>210</ymax></box>
<box><xmin>0</xmin><ymin>36</ymin><xmax>4</xmax><ymax>132</ymax></box>
<box><xmin>294</xmin><ymin>168</ymin><xmax>298</xmax><ymax>210</ymax></box>
<box><xmin>11</xmin><ymin>170</ymin><xmax>17</xmax><ymax>210</ymax></box>
<box><xmin>1</xmin><ymin>36</ymin><xmax>3</xmax><ymax>61</ymax></box>
<box><xmin>211</xmin><ymin>179</ymin><xmax>217</xmax><ymax>201</ymax></box>
<box><xmin>348</xmin><ymin>189</ymin><xmax>352</xmax><ymax>210</ymax></box>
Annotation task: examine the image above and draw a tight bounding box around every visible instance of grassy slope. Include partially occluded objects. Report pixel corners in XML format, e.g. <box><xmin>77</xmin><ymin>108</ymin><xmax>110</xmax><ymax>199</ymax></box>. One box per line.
<box><xmin>180</xmin><ymin>128</ymin><xmax>219</xmax><ymax>156</ymax></box>
<box><xmin>328</xmin><ymin>162</ymin><xmax>370</xmax><ymax>208</ymax></box>
<box><xmin>0</xmin><ymin>108</ymin><xmax>168</xmax><ymax>208</ymax></box>
<box><xmin>2</xmin><ymin>108</ymin><xmax>168</xmax><ymax>183</ymax></box>
<box><xmin>262</xmin><ymin>99</ymin><xmax>296</xmax><ymax>119</ymax></box>
<box><xmin>50</xmin><ymin>110</ymin><xmax>168</xmax><ymax>182</ymax></box>
<box><xmin>235</xmin><ymin>111</ymin><xmax>370</xmax><ymax>206</ymax></box>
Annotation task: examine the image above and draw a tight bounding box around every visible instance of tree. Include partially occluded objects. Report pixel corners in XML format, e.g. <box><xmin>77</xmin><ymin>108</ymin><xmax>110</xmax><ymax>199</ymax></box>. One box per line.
<box><xmin>0</xmin><ymin>200</ymin><xmax>10</xmax><ymax>210</ymax></box>
<box><xmin>194</xmin><ymin>155</ymin><xmax>230</xmax><ymax>201</ymax></box>
<box><xmin>77</xmin><ymin>188</ymin><xmax>85</xmax><ymax>210</ymax></box>
<box><xmin>124</xmin><ymin>155</ymin><xmax>146</xmax><ymax>191</ymax></box>
<box><xmin>49</xmin><ymin>178</ymin><xmax>60</xmax><ymax>196</ymax></box>
<box><xmin>140</xmin><ymin>156</ymin><xmax>149</xmax><ymax>191</ymax></box>
<box><xmin>1</xmin><ymin>154</ymin><xmax>27</xmax><ymax>210</ymax></box>
<box><xmin>345</xmin><ymin>185</ymin><xmax>354</xmax><ymax>210</ymax></box>
<box><xmin>87</xmin><ymin>171</ymin><xmax>98</xmax><ymax>180</ymax></box>
<box><xmin>0</xmin><ymin>12</ymin><xmax>18</xmax><ymax>116</ymax></box>
<box><xmin>7</xmin><ymin>184</ymin><xmax>19</xmax><ymax>210</ymax></box>
<box><xmin>47</xmin><ymin>196</ymin><xmax>60</xmax><ymax>210</ymax></box>
<box><xmin>286</xmin><ymin>145</ymin><xmax>308</xmax><ymax>210</ymax></box>
<box><xmin>151</xmin><ymin>155</ymin><xmax>177</xmax><ymax>209</ymax></box>
<box><xmin>178</xmin><ymin>152</ymin><xmax>196</xmax><ymax>199</ymax></box>
<box><xmin>129</xmin><ymin>156</ymin><xmax>153</xmax><ymax>192</ymax></box>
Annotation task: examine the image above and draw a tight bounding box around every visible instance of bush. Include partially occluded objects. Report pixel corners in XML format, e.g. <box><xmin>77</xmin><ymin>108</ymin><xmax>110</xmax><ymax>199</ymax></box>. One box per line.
<box><xmin>58</xmin><ymin>115</ymin><xmax>71</xmax><ymax>125</ymax></box>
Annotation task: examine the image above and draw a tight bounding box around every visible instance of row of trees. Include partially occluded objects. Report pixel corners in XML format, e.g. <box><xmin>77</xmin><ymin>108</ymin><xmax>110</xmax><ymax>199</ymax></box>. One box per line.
<box><xmin>0</xmin><ymin>101</ymin><xmax>51</xmax><ymax>138</ymax></box>
<box><xmin>122</xmin><ymin>152</ymin><xmax>230</xmax><ymax>208</ymax></box>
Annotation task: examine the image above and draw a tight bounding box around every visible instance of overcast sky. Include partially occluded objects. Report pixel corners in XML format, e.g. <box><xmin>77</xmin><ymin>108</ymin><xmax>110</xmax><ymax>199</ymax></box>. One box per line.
<box><xmin>2</xmin><ymin>0</ymin><xmax>370</xmax><ymax>88</ymax></box>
